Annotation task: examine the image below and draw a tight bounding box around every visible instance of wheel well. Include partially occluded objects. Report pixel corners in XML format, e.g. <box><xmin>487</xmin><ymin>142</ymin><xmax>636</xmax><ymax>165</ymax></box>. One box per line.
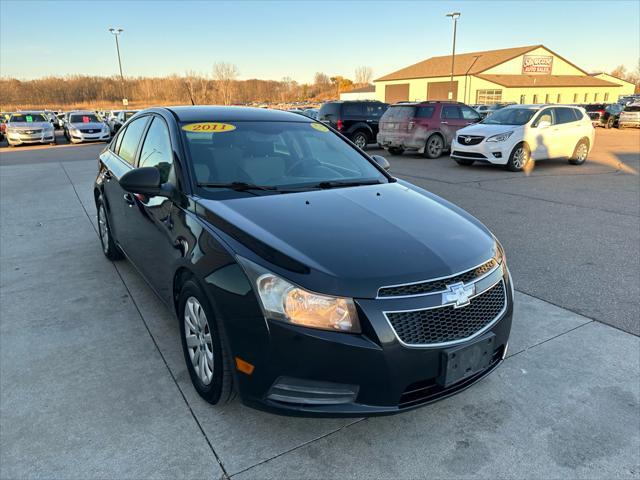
<box><xmin>351</xmin><ymin>129</ymin><xmax>370</xmax><ymax>139</ymax></box>
<box><xmin>426</xmin><ymin>132</ymin><xmax>445</xmax><ymax>147</ymax></box>
<box><xmin>173</xmin><ymin>267</ymin><xmax>195</xmax><ymax>315</ymax></box>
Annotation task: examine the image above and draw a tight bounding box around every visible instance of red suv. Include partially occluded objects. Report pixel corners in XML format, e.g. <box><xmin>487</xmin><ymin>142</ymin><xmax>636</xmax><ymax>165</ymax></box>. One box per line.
<box><xmin>377</xmin><ymin>101</ymin><xmax>481</xmax><ymax>158</ymax></box>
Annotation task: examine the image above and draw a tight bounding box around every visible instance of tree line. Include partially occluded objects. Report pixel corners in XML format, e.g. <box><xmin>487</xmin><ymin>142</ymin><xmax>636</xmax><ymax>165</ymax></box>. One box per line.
<box><xmin>0</xmin><ymin>62</ymin><xmax>375</xmax><ymax>110</ymax></box>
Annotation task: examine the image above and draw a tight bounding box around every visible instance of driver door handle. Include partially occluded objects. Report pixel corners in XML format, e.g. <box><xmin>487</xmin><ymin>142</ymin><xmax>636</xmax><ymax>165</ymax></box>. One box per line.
<box><xmin>123</xmin><ymin>193</ymin><xmax>135</xmax><ymax>207</ymax></box>
<box><xmin>441</xmin><ymin>121</ymin><xmax>449</xmax><ymax>125</ymax></box>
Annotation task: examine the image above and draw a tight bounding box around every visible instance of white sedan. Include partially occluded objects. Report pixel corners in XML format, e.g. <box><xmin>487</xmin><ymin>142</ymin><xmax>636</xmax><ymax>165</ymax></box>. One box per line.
<box><xmin>450</xmin><ymin>105</ymin><xmax>595</xmax><ymax>171</ymax></box>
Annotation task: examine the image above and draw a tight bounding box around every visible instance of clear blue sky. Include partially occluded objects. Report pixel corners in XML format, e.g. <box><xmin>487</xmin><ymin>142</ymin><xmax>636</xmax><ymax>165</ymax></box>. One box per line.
<box><xmin>1</xmin><ymin>0</ymin><xmax>638</xmax><ymax>83</ymax></box>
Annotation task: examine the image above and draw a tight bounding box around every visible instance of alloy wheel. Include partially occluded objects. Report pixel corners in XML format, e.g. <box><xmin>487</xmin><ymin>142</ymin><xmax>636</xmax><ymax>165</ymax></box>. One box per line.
<box><xmin>184</xmin><ymin>296</ymin><xmax>214</xmax><ymax>385</ymax></box>
<box><xmin>512</xmin><ymin>147</ymin><xmax>528</xmax><ymax>169</ymax></box>
<box><xmin>576</xmin><ymin>143</ymin><xmax>588</xmax><ymax>161</ymax></box>
<box><xmin>354</xmin><ymin>134</ymin><xmax>367</xmax><ymax>149</ymax></box>
<box><xmin>97</xmin><ymin>204</ymin><xmax>109</xmax><ymax>254</ymax></box>
<box><xmin>428</xmin><ymin>137</ymin><xmax>443</xmax><ymax>156</ymax></box>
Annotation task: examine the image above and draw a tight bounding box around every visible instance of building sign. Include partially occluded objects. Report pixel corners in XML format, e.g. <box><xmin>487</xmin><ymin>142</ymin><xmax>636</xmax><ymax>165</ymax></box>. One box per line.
<box><xmin>522</xmin><ymin>55</ymin><xmax>553</xmax><ymax>75</ymax></box>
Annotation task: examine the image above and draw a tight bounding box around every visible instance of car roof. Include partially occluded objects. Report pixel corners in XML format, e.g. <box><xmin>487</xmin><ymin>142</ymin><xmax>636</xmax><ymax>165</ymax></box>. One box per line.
<box><xmin>68</xmin><ymin>110</ymin><xmax>98</xmax><ymax>114</ymax></box>
<box><xmin>165</xmin><ymin>106</ymin><xmax>315</xmax><ymax>122</ymax></box>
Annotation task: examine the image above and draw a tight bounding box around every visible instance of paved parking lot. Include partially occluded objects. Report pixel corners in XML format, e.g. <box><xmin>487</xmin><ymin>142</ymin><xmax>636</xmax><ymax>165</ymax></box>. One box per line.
<box><xmin>1</xmin><ymin>128</ymin><xmax>639</xmax><ymax>479</ymax></box>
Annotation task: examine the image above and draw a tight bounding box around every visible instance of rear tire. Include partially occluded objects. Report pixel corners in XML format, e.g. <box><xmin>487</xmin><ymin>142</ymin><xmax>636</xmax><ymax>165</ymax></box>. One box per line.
<box><xmin>455</xmin><ymin>158</ymin><xmax>475</xmax><ymax>167</ymax></box>
<box><xmin>506</xmin><ymin>142</ymin><xmax>532</xmax><ymax>172</ymax></box>
<box><xmin>423</xmin><ymin>134</ymin><xmax>444</xmax><ymax>159</ymax></box>
<box><xmin>388</xmin><ymin>147</ymin><xmax>404</xmax><ymax>156</ymax></box>
<box><xmin>605</xmin><ymin>117</ymin><xmax>614</xmax><ymax>129</ymax></box>
<box><xmin>179</xmin><ymin>280</ymin><xmax>234</xmax><ymax>406</ymax></box>
<box><xmin>352</xmin><ymin>131</ymin><xmax>369</xmax><ymax>150</ymax></box>
<box><xmin>96</xmin><ymin>196</ymin><xmax>124</xmax><ymax>261</ymax></box>
<box><xmin>568</xmin><ymin>139</ymin><xmax>589</xmax><ymax>165</ymax></box>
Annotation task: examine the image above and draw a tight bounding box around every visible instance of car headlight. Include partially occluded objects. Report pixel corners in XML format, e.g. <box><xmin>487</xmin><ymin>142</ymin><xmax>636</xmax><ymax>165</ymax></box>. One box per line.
<box><xmin>486</xmin><ymin>131</ymin><xmax>513</xmax><ymax>143</ymax></box>
<box><xmin>239</xmin><ymin>257</ymin><xmax>361</xmax><ymax>333</ymax></box>
<box><xmin>70</xmin><ymin>128</ymin><xmax>80</xmax><ymax>134</ymax></box>
<box><xmin>493</xmin><ymin>241</ymin><xmax>506</xmax><ymax>266</ymax></box>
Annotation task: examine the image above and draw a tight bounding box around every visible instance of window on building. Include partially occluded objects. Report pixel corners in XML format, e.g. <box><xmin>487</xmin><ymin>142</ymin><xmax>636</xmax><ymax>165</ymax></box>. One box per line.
<box><xmin>533</xmin><ymin>94</ymin><xmax>539</xmax><ymax>104</ymax></box>
<box><xmin>594</xmin><ymin>93</ymin><xmax>599</xmax><ymax>102</ymax></box>
<box><xmin>475</xmin><ymin>89</ymin><xmax>502</xmax><ymax>104</ymax></box>
<box><xmin>584</xmin><ymin>93</ymin><xmax>588</xmax><ymax>102</ymax></box>
<box><xmin>604</xmin><ymin>92</ymin><xmax>609</xmax><ymax>102</ymax></box>
<box><xmin>557</xmin><ymin>94</ymin><xmax>561</xmax><ymax>103</ymax></box>
<box><xmin>520</xmin><ymin>95</ymin><xmax>526</xmax><ymax>104</ymax></box>
<box><xmin>573</xmin><ymin>93</ymin><xmax>578</xmax><ymax>103</ymax></box>
<box><xmin>545</xmin><ymin>94</ymin><xmax>550</xmax><ymax>103</ymax></box>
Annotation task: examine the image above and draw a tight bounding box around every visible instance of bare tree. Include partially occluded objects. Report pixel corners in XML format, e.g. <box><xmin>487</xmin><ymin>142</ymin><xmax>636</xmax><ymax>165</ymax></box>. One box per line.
<box><xmin>354</xmin><ymin>66</ymin><xmax>373</xmax><ymax>86</ymax></box>
<box><xmin>183</xmin><ymin>70</ymin><xmax>212</xmax><ymax>105</ymax></box>
<box><xmin>213</xmin><ymin>62</ymin><xmax>239</xmax><ymax>105</ymax></box>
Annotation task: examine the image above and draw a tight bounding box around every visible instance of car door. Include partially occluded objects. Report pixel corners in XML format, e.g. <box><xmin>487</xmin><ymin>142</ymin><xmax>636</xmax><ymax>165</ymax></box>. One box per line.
<box><xmin>552</xmin><ymin>107</ymin><xmax>580</xmax><ymax>157</ymax></box>
<box><xmin>121</xmin><ymin>115</ymin><xmax>182</xmax><ymax>299</ymax></box>
<box><xmin>529</xmin><ymin>108</ymin><xmax>558</xmax><ymax>160</ymax></box>
<box><xmin>439</xmin><ymin>105</ymin><xmax>466</xmax><ymax>145</ymax></box>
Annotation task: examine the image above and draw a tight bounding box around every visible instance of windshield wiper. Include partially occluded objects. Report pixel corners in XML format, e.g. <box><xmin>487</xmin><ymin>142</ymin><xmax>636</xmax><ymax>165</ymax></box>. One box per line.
<box><xmin>196</xmin><ymin>182</ymin><xmax>279</xmax><ymax>192</ymax></box>
<box><xmin>313</xmin><ymin>179</ymin><xmax>383</xmax><ymax>189</ymax></box>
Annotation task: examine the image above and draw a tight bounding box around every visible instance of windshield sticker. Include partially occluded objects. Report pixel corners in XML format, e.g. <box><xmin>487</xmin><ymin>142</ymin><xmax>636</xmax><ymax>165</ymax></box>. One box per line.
<box><xmin>182</xmin><ymin>122</ymin><xmax>236</xmax><ymax>133</ymax></box>
<box><xmin>26</xmin><ymin>115</ymin><xmax>33</xmax><ymax>122</ymax></box>
<box><xmin>311</xmin><ymin>123</ymin><xmax>329</xmax><ymax>132</ymax></box>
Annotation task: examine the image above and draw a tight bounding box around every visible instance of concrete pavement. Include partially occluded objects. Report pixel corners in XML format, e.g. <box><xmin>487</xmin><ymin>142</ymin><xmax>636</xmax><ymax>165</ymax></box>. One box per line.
<box><xmin>1</xmin><ymin>129</ymin><xmax>639</xmax><ymax>479</ymax></box>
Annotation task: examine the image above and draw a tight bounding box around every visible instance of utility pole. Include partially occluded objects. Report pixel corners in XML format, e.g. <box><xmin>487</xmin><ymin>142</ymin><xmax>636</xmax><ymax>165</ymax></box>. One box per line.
<box><xmin>445</xmin><ymin>12</ymin><xmax>461</xmax><ymax>101</ymax></box>
<box><xmin>108</xmin><ymin>28</ymin><xmax>127</xmax><ymax>105</ymax></box>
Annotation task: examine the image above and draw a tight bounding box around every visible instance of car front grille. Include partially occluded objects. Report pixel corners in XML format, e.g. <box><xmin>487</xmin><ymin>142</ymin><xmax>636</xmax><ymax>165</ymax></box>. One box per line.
<box><xmin>385</xmin><ymin>280</ymin><xmax>506</xmax><ymax>346</ymax></box>
<box><xmin>451</xmin><ymin>150</ymin><xmax>487</xmax><ymax>159</ymax></box>
<box><xmin>457</xmin><ymin>135</ymin><xmax>484</xmax><ymax>145</ymax></box>
<box><xmin>22</xmin><ymin>129</ymin><xmax>42</xmax><ymax>135</ymax></box>
<box><xmin>80</xmin><ymin>129</ymin><xmax>99</xmax><ymax>133</ymax></box>
<box><xmin>378</xmin><ymin>259</ymin><xmax>496</xmax><ymax>298</ymax></box>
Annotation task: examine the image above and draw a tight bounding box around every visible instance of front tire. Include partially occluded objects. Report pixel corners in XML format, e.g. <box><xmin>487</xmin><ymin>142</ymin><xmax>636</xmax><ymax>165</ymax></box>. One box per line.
<box><xmin>507</xmin><ymin>142</ymin><xmax>532</xmax><ymax>172</ymax></box>
<box><xmin>605</xmin><ymin>117</ymin><xmax>614</xmax><ymax>129</ymax></box>
<box><xmin>179</xmin><ymin>280</ymin><xmax>234</xmax><ymax>406</ymax></box>
<box><xmin>352</xmin><ymin>131</ymin><xmax>369</xmax><ymax>150</ymax></box>
<box><xmin>424</xmin><ymin>134</ymin><xmax>444</xmax><ymax>158</ymax></box>
<box><xmin>97</xmin><ymin>197</ymin><xmax>123</xmax><ymax>260</ymax></box>
<box><xmin>569</xmin><ymin>139</ymin><xmax>589</xmax><ymax>165</ymax></box>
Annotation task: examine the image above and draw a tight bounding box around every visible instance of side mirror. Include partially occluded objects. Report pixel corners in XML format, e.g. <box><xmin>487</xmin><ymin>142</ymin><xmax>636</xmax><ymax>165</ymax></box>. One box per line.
<box><xmin>537</xmin><ymin>120</ymin><xmax>551</xmax><ymax>129</ymax></box>
<box><xmin>371</xmin><ymin>154</ymin><xmax>390</xmax><ymax>171</ymax></box>
<box><xmin>120</xmin><ymin>167</ymin><xmax>167</xmax><ymax>197</ymax></box>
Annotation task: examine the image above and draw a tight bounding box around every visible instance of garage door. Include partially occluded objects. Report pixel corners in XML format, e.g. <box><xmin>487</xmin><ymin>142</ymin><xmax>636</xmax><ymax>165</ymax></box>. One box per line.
<box><xmin>385</xmin><ymin>84</ymin><xmax>409</xmax><ymax>103</ymax></box>
<box><xmin>427</xmin><ymin>81</ymin><xmax>458</xmax><ymax>100</ymax></box>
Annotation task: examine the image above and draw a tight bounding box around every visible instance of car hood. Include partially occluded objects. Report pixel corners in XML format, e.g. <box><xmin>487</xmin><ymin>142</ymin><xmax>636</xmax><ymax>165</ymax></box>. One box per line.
<box><xmin>456</xmin><ymin>123</ymin><xmax>522</xmax><ymax>137</ymax></box>
<box><xmin>69</xmin><ymin>122</ymin><xmax>105</xmax><ymax>129</ymax></box>
<box><xmin>198</xmin><ymin>181</ymin><xmax>496</xmax><ymax>298</ymax></box>
<box><xmin>7</xmin><ymin>122</ymin><xmax>51</xmax><ymax>130</ymax></box>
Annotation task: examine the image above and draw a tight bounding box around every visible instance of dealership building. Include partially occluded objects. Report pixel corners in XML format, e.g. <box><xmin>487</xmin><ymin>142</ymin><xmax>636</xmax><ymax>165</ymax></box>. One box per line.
<box><xmin>374</xmin><ymin>45</ymin><xmax>635</xmax><ymax>105</ymax></box>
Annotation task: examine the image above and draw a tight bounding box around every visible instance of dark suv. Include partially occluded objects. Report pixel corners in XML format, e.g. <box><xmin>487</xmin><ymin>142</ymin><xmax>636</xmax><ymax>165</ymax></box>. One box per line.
<box><xmin>584</xmin><ymin>103</ymin><xmax>623</xmax><ymax>128</ymax></box>
<box><xmin>377</xmin><ymin>101</ymin><xmax>481</xmax><ymax>158</ymax></box>
<box><xmin>317</xmin><ymin>101</ymin><xmax>389</xmax><ymax>150</ymax></box>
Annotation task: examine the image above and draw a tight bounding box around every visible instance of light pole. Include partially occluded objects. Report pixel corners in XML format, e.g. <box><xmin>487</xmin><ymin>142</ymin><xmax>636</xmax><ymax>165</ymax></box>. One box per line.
<box><xmin>108</xmin><ymin>28</ymin><xmax>126</xmax><ymax>105</ymax></box>
<box><xmin>445</xmin><ymin>12</ymin><xmax>460</xmax><ymax>101</ymax></box>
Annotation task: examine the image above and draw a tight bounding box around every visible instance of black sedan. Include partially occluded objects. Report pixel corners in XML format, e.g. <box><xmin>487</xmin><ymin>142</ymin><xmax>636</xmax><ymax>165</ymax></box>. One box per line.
<box><xmin>94</xmin><ymin>106</ymin><xmax>513</xmax><ymax>416</ymax></box>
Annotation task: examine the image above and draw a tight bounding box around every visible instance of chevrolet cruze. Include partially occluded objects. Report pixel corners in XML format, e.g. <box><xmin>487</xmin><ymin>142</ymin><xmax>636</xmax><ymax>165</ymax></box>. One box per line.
<box><xmin>94</xmin><ymin>106</ymin><xmax>513</xmax><ymax>416</ymax></box>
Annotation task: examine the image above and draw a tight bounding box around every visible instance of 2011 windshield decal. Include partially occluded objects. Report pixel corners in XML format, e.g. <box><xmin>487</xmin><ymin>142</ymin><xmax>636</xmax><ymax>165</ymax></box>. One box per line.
<box><xmin>182</xmin><ymin>122</ymin><xmax>236</xmax><ymax>133</ymax></box>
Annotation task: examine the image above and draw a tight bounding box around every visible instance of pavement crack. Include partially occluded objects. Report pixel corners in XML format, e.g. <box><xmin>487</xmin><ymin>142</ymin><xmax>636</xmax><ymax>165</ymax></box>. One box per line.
<box><xmin>229</xmin><ymin>418</ymin><xmax>367</xmax><ymax>477</ymax></box>
<box><xmin>59</xmin><ymin>162</ymin><xmax>231</xmax><ymax>479</ymax></box>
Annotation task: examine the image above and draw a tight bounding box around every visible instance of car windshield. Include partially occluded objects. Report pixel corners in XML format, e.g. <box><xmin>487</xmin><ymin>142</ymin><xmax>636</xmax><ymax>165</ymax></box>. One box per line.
<box><xmin>10</xmin><ymin>113</ymin><xmax>46</xmax><ymax>123</ymax></box>
<box><xmin>381</xmin><ymin>106</ymin><xmax>416</xmax><ymax>121</ymax></box>
<box><xmin>482</xmin><ymin>108</ymin><xmax>536</xmax><ymax>125</ymax></box>
<box><xmin>182</xmin><ymin>121</ymin><xmax>387</xmax><ymax>193</ymax></box>
<box><xmin>69</xmin><ymin>114</ymin><xmax>100</xmax><ymax>123</ymax></box>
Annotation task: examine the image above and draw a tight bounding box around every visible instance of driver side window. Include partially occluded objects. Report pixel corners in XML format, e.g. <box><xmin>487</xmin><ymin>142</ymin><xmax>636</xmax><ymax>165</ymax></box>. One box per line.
<box><xmin>534</xmin><ymin>109</ymin><xmax>554</xmax><ymax>126</ymax></box>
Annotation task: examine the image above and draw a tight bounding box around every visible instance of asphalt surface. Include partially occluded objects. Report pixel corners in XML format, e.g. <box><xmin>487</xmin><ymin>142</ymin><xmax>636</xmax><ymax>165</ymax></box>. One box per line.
<box><xmin>1</xmin><ymin>128</ymin><xmax>639</xmax><ymax>479</ymax></box>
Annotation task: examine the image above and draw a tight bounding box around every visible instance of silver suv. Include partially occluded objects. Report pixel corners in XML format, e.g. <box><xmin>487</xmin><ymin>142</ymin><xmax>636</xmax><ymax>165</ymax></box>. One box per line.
<box><xmin>618</xmin><ymin>103</ymin><xmax>640</xmax><ymax>128</ymax></box>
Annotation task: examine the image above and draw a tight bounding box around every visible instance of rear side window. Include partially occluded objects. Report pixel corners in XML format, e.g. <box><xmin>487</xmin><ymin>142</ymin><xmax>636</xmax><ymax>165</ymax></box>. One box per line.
<box><xmin>318</xmin><ymin>103</ymin><xmax>340</xmax><ymax>120</ymax></box>
<box><xmin>381</xmin><ymin>106</ymin><xmax>416</xmax><ymax>120</ymax></box>
<box><xmin>138</xmin><ymin>117</ymin><xmax>174</xmax><ymax>183</ymax></box>
<box><xmin>364</xmin><ymin>103</ymin><xmax>387</xmax><ymax>118</ymax></box>
<box><xmin>343</xmin><ymin>103</ymin><xmax>364</xmax><ymax>116</ymax></box>
<box><xmin>416</xmin><ymin>106</ymin><xmax>435</xmax><ymax>118</ymax></box>
<box><xmin>117</xmin><ymin>116</ymin><xmax>148</xmax><ymax>165</ymax></box>
<box><xmin>441</xmin><ymin>105</ymin><xmax>461</xmax><ymax>119</ymax></box>
<box><xmin>553</xmin><ymin>107</ymin><xmax>577</xmax><ymax>124</ymax></box>
<box><xmin>112</xmin><ymin>126</ymin><xmax>126</xmax><ymax>155</ymax></box>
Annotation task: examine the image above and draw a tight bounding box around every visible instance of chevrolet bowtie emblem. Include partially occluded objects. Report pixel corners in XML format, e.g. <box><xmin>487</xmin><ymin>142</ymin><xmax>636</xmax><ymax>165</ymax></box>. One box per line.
<box><xmin>442</xmin><ymin>282</ymin><xmax>475</xmax><ymax>308</ymax></box>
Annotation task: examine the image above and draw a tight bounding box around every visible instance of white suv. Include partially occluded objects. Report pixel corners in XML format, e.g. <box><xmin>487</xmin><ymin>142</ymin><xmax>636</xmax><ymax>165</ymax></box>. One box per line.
<box><xmin>450</xmin><ymin>105</ymin><xmax>595</xmax><ymax>171</ymax></box>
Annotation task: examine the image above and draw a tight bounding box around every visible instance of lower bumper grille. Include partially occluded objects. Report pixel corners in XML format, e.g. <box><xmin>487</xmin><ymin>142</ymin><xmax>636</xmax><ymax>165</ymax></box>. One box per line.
<box><xmin>386</xmin><ymin>280</ymin><xmax>506</xmax><ymax>346</ymax></box>
<box><xmin>398</xmin><ymin>346</ymin><xmax>503</xmax><ymax>408</ymax></box>
<box><xmin>451</xmin><ymin>150</ymin><xmax>487</xmax><ymax>159</ymax></box>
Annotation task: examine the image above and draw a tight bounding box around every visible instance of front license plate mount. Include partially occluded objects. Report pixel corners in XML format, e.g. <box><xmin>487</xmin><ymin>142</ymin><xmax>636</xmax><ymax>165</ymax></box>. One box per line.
<box><xmin>437</xmin><ymin>333</ymin><xmax>495</xmax><ymax>388</ymax></box>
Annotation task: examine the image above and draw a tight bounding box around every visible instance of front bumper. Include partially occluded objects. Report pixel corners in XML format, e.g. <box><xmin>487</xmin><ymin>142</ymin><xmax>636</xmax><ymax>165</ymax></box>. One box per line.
<box><xmin>450</xmin><ymin>137</ymin><xmax>514</xmax><ymax>165</ymax></box>
<box><xmin>70</xmin><ymin>131</ymin><xmax>111</xmax><ymax>143</ymax></box>
<box><xmin>232</xmin><ymin>267</ymin><xmax>514</xmax><ymax>417</ymax></box>
<box><xmin>7</xmin><ymin>132</ymin><xmax>55</xmax><ymax>145</ymax></box>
